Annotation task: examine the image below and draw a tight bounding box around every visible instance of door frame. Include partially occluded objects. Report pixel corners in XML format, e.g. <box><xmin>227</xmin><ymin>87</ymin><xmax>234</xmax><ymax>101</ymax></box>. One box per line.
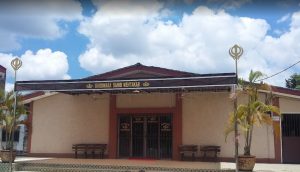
<box><xmin>117</xmin><ymin>114</ymin><xmax>173</xmax><ymax>159</ymax></box>
<box><xmin>108</xmin><ymin>94</ymin><xmax>182</xmax><ymax>160</ymax></box>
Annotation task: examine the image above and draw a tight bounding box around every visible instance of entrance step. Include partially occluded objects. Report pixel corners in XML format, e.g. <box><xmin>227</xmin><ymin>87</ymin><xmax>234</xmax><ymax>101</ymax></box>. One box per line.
<box><xmin>15</xmin><ymin>162</ymin><xmax>235</xmax><ymax>172</ymax></box>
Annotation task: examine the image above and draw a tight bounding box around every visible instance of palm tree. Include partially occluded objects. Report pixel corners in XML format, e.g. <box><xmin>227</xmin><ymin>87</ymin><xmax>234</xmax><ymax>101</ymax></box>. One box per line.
<box><xmin>0</xmin><ymin>90</ymin><xmax>27</xmax><ymax>150</ymax></box>
<box><xmin>225</xmin><ymin>70</ymin><xmax>280</xmax><ymax>156</ymax></box>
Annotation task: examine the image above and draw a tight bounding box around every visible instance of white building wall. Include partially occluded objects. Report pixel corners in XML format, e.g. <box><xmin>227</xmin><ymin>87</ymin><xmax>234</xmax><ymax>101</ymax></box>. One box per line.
<box><xmin>182</xmin><ymin>92</ymin><xmax>275</xmax><ymax>159</ymax></box>
<box><xmin>279</xmin><ymin>96</ymin><xmax>300</xmax><ymax>113</ymax></box>
<box><xmin>30</xmin><ymin>93</ymin><xmax>109</xmax><ymax>154</ymax></box>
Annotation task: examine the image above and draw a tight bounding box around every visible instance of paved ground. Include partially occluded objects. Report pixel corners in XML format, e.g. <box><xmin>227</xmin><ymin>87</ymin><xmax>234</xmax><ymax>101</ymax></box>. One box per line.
<box><xmin>221</xmin><ymin>162</ymin><xmax>300</xmax><ymax>172</ymax></box>
<box><xmin>16</xmin><ymin>157</ymin><xmax>222</xmax><ymax>170</ymax></box>
<box><xmin>15</xmin><ymin>157</ymin><xmax>300</xmax><ymax>172</ymax></box>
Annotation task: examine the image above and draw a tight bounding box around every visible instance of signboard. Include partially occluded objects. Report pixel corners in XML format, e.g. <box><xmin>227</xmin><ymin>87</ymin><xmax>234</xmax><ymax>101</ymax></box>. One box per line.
<box><xmin>86</xmin><ymin>81</ymin><xmax>150</xmax><ymax>89</ymax></box>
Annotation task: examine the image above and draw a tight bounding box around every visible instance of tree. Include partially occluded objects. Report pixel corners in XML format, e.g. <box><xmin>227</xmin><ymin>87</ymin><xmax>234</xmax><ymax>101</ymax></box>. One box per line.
<box><xmin>0</xmin><ymin>90</ymin><xmax>27</xmax><ymax>150</ymax></box>
<box><xmin>225</xmin><ymin>70</ymin><xmax>280</xmax><ymax>156</ymax></box>
<box><xmin>286</xmin><ymin>73</ymin><xmax>300</xmax><ymax>89</ymax></box>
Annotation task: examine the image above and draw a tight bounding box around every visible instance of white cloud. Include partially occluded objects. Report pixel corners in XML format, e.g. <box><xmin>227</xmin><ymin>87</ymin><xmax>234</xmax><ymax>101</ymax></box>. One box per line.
<box><xmin>5</xmin><ymin>83</ymin><xmax>14</xmax><ymax>92</ymax></box>
<box><xmin>78</xmin><ymin>2</ymin><xmax>300</xmax><ymax>87</ymax></box>
<box><xmin>79</xmin><ymin>48</ymin><xmax>129</xmax><ymax>73</ymax></box>
<box><xmin>0</xmin><ymin>0</ymin><xmax>82</xmax><ymax>51</ymax></box>
<box><xmin>273</xmin><ymin>29</ymin><xmax>283</xmax><ymax>35</ymax></box>
<box><xmin>291</xmin><ymin>11</ymin><xmax>300</xmax><ymax>29</ymax></box>
<box><xmin>277</xmin><ymin>13</ymin><xmax>291</xmax><ymax>23</ymax></box>
<box><xmin>0</xmin><ymin>49</ymin><xmax>70</xmax><ymax>81</ymax></box>
<box><xmin>79</xmin><ymin>0</ymin><xmax>163</xmax><ymax>57</ymax></box>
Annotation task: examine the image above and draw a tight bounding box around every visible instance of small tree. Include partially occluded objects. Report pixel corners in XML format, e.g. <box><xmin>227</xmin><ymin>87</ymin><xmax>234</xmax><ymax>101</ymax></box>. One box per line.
<box><xmin>0</xmin><ymin>90</ymin><xmax>27</xmax><ymax>150</ymax></box>
<box><xmin>225</xmin><ymin>70</ymin><xmax>280</xmax><ymax>156</ymax></box>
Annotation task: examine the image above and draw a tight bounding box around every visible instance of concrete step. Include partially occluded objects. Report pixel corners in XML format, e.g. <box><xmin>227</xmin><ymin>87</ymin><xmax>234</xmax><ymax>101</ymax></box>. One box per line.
<box><xmin>16</xmin><ymin>162</ymin><xmax>235</xmax><ymax>172</ymax></box>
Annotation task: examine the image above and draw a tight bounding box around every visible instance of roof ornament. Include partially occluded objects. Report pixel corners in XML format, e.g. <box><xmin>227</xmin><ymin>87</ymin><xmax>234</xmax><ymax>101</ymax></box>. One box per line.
<box><xmin>11</xmin><ymin>58</ymin><xmax>22</xmax><ymax>71</ymax></box>
<box><xmin>229</xmin><ymin>44</ymin><xmax>243</xmax><ymax>60</ymax></box>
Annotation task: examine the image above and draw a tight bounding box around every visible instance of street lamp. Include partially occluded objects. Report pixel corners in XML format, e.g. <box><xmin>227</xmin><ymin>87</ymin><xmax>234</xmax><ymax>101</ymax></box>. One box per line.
<box><xmin>9</xmin><ymin>58</ymin><xmax>22</xmax><ymax>172</ymax></box>
<box><xmin>229</xmin><ymin>44</ymin><xmax>243</xmax><ymax>172</ymax></box>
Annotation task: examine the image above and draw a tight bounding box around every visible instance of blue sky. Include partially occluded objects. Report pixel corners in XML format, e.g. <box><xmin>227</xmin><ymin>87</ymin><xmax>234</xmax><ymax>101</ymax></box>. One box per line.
<box><xmin>0</xmin><ymin>0</ymin><xmax>300</xmax><ymax>91</ymax></box>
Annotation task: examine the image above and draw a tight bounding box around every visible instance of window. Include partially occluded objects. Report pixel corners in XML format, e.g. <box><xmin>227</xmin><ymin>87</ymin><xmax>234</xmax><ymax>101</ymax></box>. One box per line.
<box><xmin>1</xmin><ymin>128</ymin><xmax>20</xmax><ymax>142</ymax></box>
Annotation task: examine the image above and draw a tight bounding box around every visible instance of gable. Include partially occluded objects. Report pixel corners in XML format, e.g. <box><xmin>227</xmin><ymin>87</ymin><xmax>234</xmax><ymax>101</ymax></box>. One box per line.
<box><xmin>84</xmin><ymin>63</ymin><xmax>197</xmax><ymax>80</ymax></box>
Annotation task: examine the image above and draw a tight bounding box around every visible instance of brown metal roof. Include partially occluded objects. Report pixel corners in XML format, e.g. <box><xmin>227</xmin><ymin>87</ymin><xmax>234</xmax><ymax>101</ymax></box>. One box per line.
<box><xmin>16</xmin><ymin>73</ymin><xmax>237</xmax><ymax>94</ymax></box>
<box><xmin>271</xmin><ymin>86</ymin><xmax>300</xmax><ymax>97</ymax></box>
<box><xmin>16</xmin><ymin>63</ymin><xmax>237</xmax><ymax>94</ymax></box>
<box><xmin>84</xmin><ymin>63</ymin><xmax>198</xmax><ymax>80</ymax></box>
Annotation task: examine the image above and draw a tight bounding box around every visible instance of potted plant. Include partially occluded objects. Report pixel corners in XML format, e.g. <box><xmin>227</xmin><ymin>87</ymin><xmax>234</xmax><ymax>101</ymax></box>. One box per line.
<box><xmin>0</xmin><ymin>90</ymin><xmax>27</xmax><ymax>163</ymax></box>
<box><xmin>225</xmin><ymin>70</ymin><xmax>280</xmax><ymax>171</ymax></box>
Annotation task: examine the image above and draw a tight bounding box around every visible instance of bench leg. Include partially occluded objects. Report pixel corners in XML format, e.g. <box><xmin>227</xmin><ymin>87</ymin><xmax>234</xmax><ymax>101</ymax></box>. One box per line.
<box><xmin>180</xmin><ymin>153</ymin><xmax>184</xmax><ymax>161</ymax></box>
<box><xmin>192</xmin><ymin>152</ymin><xmax>195</xmax><ymax>161</ymax></box>
<box><xmin>201</xmin><ymin>151</ymin><xmax>207</xmax><ymax>161</ymax></box>
<box><xmin>75</xmin><ymin>151</ymin><xmax>78</xmax><ymax>159</ymax></box>
<box><xmin>214</xmin><ymin>151</ymin><xmax>218</xmax><ymax>162</ymax></box>
<box><xmin>92</xmin><ymin>151</ymin><xmax>95</xmax><ymax>159</ymax></box>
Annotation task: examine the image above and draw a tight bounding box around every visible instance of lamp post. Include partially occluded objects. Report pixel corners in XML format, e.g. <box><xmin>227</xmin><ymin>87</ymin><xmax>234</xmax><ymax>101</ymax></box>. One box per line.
<box><xmin>229</xmin><ymin>44</ymin><xmax>243</xmax><ymax>172</ymax></box>
<box><xmin>9</xmin><ymin>58</ymin><xmax>22</xmax><ymax>172</ymax></box>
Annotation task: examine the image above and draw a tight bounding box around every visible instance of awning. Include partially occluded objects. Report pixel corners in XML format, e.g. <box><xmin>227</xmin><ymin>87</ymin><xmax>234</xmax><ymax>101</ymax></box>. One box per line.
<box><xmin>16</xmin><ymin>73</ymin><xmax>237</xmax><ymax>94</ymax></box>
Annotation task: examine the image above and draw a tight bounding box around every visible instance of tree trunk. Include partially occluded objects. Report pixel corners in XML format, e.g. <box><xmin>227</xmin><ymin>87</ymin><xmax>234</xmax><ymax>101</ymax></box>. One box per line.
<box><xmin>244</xmin><ymin>129</ymin><xmax>251</xmax><ymax>156</ymax></box>
<box><xmin>248</xmin><ymin>126</ymin><xmax>254</xmax><ymax>155</ymax></box>
<box><xmin>5</xmin><ymin>129</ymin><xmax>8</xmax><ymax>149</ymax></box>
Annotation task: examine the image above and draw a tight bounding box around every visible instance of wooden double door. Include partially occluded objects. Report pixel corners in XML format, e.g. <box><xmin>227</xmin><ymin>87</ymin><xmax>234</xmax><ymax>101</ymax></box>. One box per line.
<box><xmin>118</xmin><ymin>114</ymin><xmax>172</xmax><ymax>159</ymax></box>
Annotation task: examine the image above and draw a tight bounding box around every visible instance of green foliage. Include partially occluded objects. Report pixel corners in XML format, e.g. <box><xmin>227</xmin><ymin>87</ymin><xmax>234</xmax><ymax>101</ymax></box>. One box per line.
<box><xmin>0</xmin><ymin>90</ymin><xmax>27</xmax><ymax>150</ymax></box>
<box><xmin>225</xmin><ymin>70</ymin><xmax>280</xmax><ymax>156</ymax></box>
<box><xmin>286</xmin><ymin>73</ymin><xmax>300</xmax><ymax>89</ymax></box>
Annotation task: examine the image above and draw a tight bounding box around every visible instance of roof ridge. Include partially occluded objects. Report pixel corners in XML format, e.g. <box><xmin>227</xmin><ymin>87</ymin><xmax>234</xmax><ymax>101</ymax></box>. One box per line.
<box><xmin>146</xmin><ymin>64</ymin><xmax>197</xmax><ymax>75</ymax></box>
<box><xmin>84</xmin><ymin>63</ymin><xmax>198</xmax><ymax>80</ymax></box>
<box><xmin>84</xmin><ymin>63</ymin><xmax>144</xmax><ymax>80</ymax></box>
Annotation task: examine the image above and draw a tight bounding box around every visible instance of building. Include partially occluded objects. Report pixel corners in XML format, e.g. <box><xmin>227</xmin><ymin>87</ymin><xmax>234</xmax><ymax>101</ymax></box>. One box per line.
<box><xmin>18</xmin><ymin>63</ymin><xmax>300</xmax><ymax>163</ymax></box>
<box><xmin>0</xmin><ymin>65</ymin><xmax>6</xmax><ymax>92</ymax></box>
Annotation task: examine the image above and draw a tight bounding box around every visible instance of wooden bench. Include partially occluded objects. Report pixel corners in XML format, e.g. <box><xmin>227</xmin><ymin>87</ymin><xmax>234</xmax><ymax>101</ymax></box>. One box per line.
<box><xmin>200</xmin><ymin>145</ymin><xmax>220</xmax><ymax>162</ymax></box>
<box><xmin>72</xmin><ymin>144</ymin><xmax>107</xmax><ymax>159</ymax></box>
<box><xmin>178</xmin><ymin>145</ymin><xmax>198</xmax><ymax>161</ymax></box>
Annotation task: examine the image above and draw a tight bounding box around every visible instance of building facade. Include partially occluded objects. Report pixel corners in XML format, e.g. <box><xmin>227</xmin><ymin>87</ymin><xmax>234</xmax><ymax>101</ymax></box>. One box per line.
<box><xmin>19</xmin><ymin>63</ymin><xmax>300</xmax><ymax>163</ymax></box>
